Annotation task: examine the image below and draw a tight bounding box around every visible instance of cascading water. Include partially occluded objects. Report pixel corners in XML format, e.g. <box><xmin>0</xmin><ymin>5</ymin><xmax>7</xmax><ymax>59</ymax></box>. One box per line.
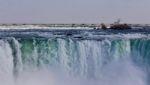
<box><xmin>0</xmin><ymin>28</ymin><xmax>149</xmax><ymax>85</ymax></box>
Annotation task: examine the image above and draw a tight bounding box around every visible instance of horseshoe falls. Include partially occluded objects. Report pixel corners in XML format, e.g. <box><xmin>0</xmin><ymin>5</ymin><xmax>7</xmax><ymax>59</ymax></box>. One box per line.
<box><xmin>0</xmin><ymin>27</ymin><xmax>150</xmax><ymax>85</ymax></box>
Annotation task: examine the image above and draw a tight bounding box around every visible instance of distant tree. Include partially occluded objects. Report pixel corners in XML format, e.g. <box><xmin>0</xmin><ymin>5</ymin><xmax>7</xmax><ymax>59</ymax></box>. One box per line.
<box><xmin>101</xmin><ymin>23</ymin><xmax>107</xmax><ymax>30</ymax></box>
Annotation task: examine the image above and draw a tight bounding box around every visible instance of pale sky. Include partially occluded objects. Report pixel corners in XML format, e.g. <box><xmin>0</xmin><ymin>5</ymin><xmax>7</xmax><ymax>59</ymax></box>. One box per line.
<box><xmin>0</xmin><ymin>0</ymin><xmax>149</xmax><ymax>24</ymax></box>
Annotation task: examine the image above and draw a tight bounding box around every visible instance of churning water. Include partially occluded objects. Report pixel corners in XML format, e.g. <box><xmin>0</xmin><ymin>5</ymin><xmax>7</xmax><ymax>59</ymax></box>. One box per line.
<box><xmin>0</xmin><ymin>27</ymin><xmax>150</xmax><ymax>85</ymax></box>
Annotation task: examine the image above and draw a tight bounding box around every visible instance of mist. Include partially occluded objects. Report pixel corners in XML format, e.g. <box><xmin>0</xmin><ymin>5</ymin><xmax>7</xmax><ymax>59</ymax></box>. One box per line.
<box><xmin>0</xmin><ymin>59</ymin><xmax>146</xmax><ymax>85</ymax></box>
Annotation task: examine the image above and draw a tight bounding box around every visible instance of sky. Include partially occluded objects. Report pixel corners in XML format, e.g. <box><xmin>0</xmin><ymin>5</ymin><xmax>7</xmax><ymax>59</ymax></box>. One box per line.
<box><xmin>0</xmin><ymin>0</ymin><xmax>149</xmax><ymax>24</ymax></box>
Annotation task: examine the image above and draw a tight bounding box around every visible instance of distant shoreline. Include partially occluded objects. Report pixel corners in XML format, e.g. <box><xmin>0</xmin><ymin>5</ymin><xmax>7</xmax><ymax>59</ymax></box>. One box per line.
<box><xmin>0</xmin><ymin>23</ymin><xmax>150</xmax><ymax>27</ymax></box>
<box><xmin>0</xmin><ymin>24</ymin><xmax>101</xmax><ymax>28</ymax></box>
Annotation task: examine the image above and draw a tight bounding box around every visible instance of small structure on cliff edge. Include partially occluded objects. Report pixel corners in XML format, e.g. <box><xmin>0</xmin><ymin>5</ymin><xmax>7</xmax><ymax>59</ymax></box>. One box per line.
<box><xmin>100</xmin><ymin>19</ymin><xmax>131</xmax><ymax>30</ymax></box>
<box><xmin>110</xmin><ymin>19</ymin><xmax>131</xmax><ymax>30</ymax></box>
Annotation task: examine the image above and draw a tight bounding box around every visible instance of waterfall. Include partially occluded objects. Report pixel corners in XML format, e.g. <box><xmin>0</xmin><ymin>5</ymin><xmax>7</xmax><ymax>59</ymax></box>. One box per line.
<box><xmin>0</xmin><ymin>37</ymin><xmax>148</xmax><ymax>85</ymax></box>
<box><xmin>0</xmin><ymin>40</ymin><xmax>14</xmax><ymax>85</ymax></box>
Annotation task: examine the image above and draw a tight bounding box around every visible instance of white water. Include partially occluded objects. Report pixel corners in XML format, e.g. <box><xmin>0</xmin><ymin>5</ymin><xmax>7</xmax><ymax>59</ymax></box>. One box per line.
<box><xmin>0</xmin><ymin>38</ymin><xmax>147</xmax><ymax>85</ymax></box>
<box><xmin>0</xmin><ymin>25</ymin><xmax>92</xmax><ymax>29</ymax></box>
